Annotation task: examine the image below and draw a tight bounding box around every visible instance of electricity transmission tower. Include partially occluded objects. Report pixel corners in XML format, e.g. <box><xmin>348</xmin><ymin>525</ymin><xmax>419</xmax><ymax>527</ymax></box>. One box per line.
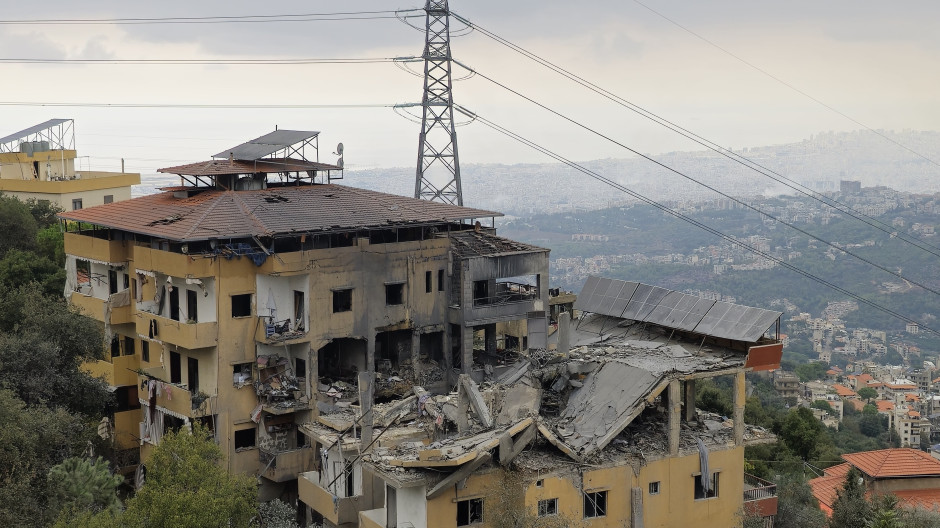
<box><xmin>414</xmin><ymin>0</ymin><xmax>463</xmax><ymax>206</ymax></box>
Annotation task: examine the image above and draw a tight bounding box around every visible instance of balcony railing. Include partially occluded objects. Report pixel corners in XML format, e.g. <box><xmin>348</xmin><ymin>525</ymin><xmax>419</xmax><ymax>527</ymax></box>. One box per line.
<box><xmin>743</xmin><ymin>473</ymin><xmax>777</xmax><ymax>502</ymax></box>
<box><xmin>136</xmin><ymin>312</ymin><xmax>218</xmax><ymax>349</ymax></box>
<box><xmin>137</xmin><ymin>367</ymin><xmax>217</xmax><ymax>419</ymax></box>
<box><xmin>472</xmin><ymin>282</ymin><xmax>539</xmax><ymax>307</ymax></box>
<box><xmin>256</xmin><ymin>317</ymin><xmax>308</xmax><ymax>345</ymax></box>
<box><xmin>259</xmin><ymin>446</ymin><xmax>313</xmax><ymax>482</ymax></box>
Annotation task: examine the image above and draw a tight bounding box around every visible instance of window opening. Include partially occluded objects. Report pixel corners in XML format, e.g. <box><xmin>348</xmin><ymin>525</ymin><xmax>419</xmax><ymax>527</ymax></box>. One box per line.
<box><xmin>108</xmin><ymin>269</ymin><xmax>118</xmax><ymax>295</ymax></box>
<box><xmin>538</xmin><ymin>498</ymin><xmax>558</xmax><ymax>516</ymax></box>
<box><xmin>187</xmin><ymin>357</ymin><xmax>199</xmax><ymax>393</ymax></box>
<box><xmin>170</xmin><ymin>351</ymin><xmax>181</xmax><ymax>384</ymax></box>
<box><xmin>425</xmin><ymin>270</ymin><xmax>432</xmax><ymax>293</ymax></box>
<box><xmin>141</xmin><ymin>341</ymin><xmax>150</xmax><ymax>362</ymax></box>
<box><xmin>583</xmin><ymin>490</ymin><xmax>607</xmax><ymax>518</ymax></box>
<box><xmin>169</xmin><ymin>287</ymin><xmax>180</xmax><ymax>321</ymax></box>
<box><xmin>293</xmin><ymin>290</ymin><xmax>305</xmax><ymax>330</ymax></box>
<box><xmin>332</xmin><ymin>289</ymin><xmax>352</xmax><ymax>313</ymax></box>
<box><xmin>233</xmin><ymin>363</ymin><xmax>252</xmax><ymax>387</ymax></box>
<box><xmin>186</xmin><ymin>289</ymin><xmax>198</xmax><ymax>322</ymax></box>
<box><xmin>234</xmin><ymin>428</ymin><xmax>256</xmax><ymax>450</ymax></box>
<box><xmin>72</xmin><ymin>198</ymin><xmax>82</xmax><ymax>210</ymax></box>
<box><xmin>123</xmin><ymin>336</ymin><xmax>135</xmax><ymax>356</ymax></box>
<box><xmin>385</xmin><ymin>283</ymin><xmax>404</xmax><ymax>305</ymax></box>
<box><xmin>110</xmin><ymin>337</ymin><xmax>120</xmax><ymax>358</ymax></box>
<box><xmin>104</xmin><ymin>195</ymin><xmax>114</xmax><ymax>204</ymax></box>
<box><xmin>649</xmin><ymin>481</ymin><xmax>661</xmax><ymax>495</ymax></box>
<box><xmin>438</xmin><ymin>269</ymin><xmax>445</xmax><ymax>291</ymax></box>
<box><xmin>694</xmin><ymin>473</ymin><xmax>720</xmax><ymax>500</ymax></box>
<box><xmin>457</xmin><ymin>497</ymin><xmax>483</xmax><ymax>526</ymax></box>
<box><xmin>232</xmin><ymin>294</ymin><xmax>252</xmax><ymax>318</ymax></box>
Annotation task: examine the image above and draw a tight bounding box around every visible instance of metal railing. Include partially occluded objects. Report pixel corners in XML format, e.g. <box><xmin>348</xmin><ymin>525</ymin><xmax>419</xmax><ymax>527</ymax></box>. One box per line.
<box><xmin>743</xmin><ymin>473</ymin><xmax>777</xmax><ymax>502</ymax></box>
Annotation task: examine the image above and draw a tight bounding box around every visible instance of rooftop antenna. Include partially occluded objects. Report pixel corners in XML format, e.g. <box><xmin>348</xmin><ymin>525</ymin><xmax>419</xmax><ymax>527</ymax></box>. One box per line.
<box><xmin>414</xmin><ymin>0</ymin><xmax>463</xmax><ymax>206</ymax></box>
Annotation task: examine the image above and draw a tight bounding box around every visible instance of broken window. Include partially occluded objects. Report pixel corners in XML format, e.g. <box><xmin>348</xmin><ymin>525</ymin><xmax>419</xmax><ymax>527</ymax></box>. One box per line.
<box><xmin>694</xmin><ymin>473</ymin><xmax>719</xmax><ymax>500</ymax></box>
<box><xmin>425</xmin><ymin>270</ymin><xmax>432</xmax><ymax>293</ymax></box>
<box><xmin>333</xmin><ymin>289</ymin><xmax>352</xmax><ymax>313</ymax></box>
<box><xmin>234</xmin><ymin>427</ymin><xmax>256</xmax><ymax>450</ymax></box>
<box><xmin>538</xmin><ymin>498</ymin><xmax>558</xmax><ymax>516</ymax></box>
<box><xmin>456</xmin><ymin>497</ymin><xmax>483</xmax><ymax>526</ymax></box>
<box><xmin>649</xmin><ymin>481</ymin><xmax>661</xmax><ymax>495</ymax></box>
<box><xmin>293</xmin><ymin>290</ymin><xmax>305</xmax><ymax>330</ymax></box>
<box><xmin>231</xmin><ymin>294</ymin><xmax>252</xmax><ymax>318</ymax></box>
<box><xmin>385</xmin><ymin>283</ymin><xmax>404</xmax><ymax>306</ymax></box>
<box><xmin>233</xmin><ymin>363</ymin><xmax>252</xmax><ymax>386</ymax></box>
<box><xmin>583</xmin><ymin>490</ymin><xmax>607</xmax><ymax>518</ymax></box>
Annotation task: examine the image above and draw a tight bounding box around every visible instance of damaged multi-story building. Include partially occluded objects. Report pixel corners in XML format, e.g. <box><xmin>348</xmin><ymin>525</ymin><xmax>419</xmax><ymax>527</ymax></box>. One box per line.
<box><xmin>58</xmin><ymin>129</ymin><xmax>549</xmax><ymax>493</ymax></box>
<box><xmin>60</xmin><ymin>129</ymin><xmax>783</xmax><ymax>526</ymax></box>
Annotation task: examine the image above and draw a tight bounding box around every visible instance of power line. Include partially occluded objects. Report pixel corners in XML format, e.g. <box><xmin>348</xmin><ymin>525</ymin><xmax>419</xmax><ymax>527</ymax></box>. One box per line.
<box><xmin>451</xmin><ymin>13</ymin><xmax>940</xmax><ymax>262</ymax></box>
<box><xmin>0</xmin><ymin>57</ymin><xmax>418</xmax><ymax>65</ymax></box>
<box><xmin>0</xmin><ymin>10</ymin><xmax>421</xmax><ymax>25</ymax></box>
<box><xmin>450</xmin><ymin>104</ymin><xmax>939</xmax><ymax>337</ymax></box>
<box><xmin>0</xmin><ymin>102</ymin><xmax>398</xmax><ymax>109</ymax></box>
<box><xmin>628</xmin><ymin>0</ymin><xmax>940</xmax><ymax>170</ymax></box>
<box><xmin>455</xmin><ymin>61</ymin><xmax>940</xmax><ymax>301</ymax></box>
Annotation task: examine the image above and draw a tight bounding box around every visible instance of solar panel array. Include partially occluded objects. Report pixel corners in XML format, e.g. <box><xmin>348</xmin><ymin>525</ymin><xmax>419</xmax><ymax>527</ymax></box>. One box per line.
<box><xmin>575</xmin><ymin>276</ymin><xmax>780</xmax><ymax>342</ymax></box>
<box><xmin>213</xmin><ymin>130</ymin><xmax>320</xmax><ymax>160</ymax></box>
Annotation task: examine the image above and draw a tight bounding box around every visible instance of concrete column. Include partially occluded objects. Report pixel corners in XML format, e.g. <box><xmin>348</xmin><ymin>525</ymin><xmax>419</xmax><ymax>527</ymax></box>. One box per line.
<box><xmin>668</xmin><ymin>380</ymin><xmax>681</xmax><ymax>456</ymax></box>
<box><xmin>443</xmin><ymin>324</ymin><xmax>454</xmax><ymax>387</ymax></box>
<box><xmin>456</xmin><ymin>374</ymin><xmax>470</xmax><ymax>433</ymax></box>
<box><xmin>684</xmin><ymin>379</ymin><xmax>696</xmax><ymax>422</ymax></box>
<box><xmin>734</xmin><ymin>371</ymin><xmax>746</xmax><ymax>446</ymax></box>
<box><xmin>461</xmin><ymin>326</ymin><xmax>473</xmax><ymax>375</ymax></box>
<box><xmin>484</xmin><ymin>324</ymin><xmax>496</xmax><ymax>355</ymax></box>
<box><xmin>558</xmin><ymin>312</ymin><xmax>570</xmax><ymax>355</ymax></box>
<box><xmin>411</xmin><ymin>329</ymin><xmax>421</xmax><ymax>384</ymax></box>
<box><xmin>366</xmin><ymin>335</ymin><xmax>376</xmax><ymax>375</ymax></box>
<box><xmin>358</xmin><ymin>371</ymin><xmax>374</xmax><ymax>449</ymax></box>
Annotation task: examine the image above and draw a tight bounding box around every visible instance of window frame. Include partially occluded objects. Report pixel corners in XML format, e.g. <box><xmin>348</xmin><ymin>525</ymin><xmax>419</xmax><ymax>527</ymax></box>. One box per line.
<box><xmin>537</xmin><ymin>498</ymin><xmax>558</xmax><ymax>517</ymax></box>
<box><xmin>456</xmin><ymin>497</ymin><xmax>484</xmax><ymax>526</ymax></box>
<box><xmin>693</xmin><ymin>472</ymin><xmax>720</xmax><ymax>500</ymax></box>
<box><xmin>583</xmin><ymin>490</ymin><xmax>607</xmax><ymax>519</ymax></box>
<box><xmin>649</xmin><ymin>481</ymin><xmax>661</xmax><ymax>495</ymax></box>
<box><xmin>234</xmin><ymin>427</ymin><xmax>256</xmax><ymax>450</ymax></box>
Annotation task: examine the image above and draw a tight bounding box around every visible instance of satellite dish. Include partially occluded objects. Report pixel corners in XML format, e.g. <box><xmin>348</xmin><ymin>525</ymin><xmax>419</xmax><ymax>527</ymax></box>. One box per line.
<box><xmin>334</xmin><ymin>143</ymin><xmax>344</xmax><ymax>156</ymax></box>
<box><xmin>336</xmin><ymin>157</ymin><xmax>345</xmax><ymax>169</ymax></box>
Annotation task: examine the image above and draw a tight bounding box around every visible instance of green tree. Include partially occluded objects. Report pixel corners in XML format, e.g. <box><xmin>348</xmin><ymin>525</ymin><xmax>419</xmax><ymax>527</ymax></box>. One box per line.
<box><xmin>257</xmin><ymin>500</ymin><xmax>299</xmax><ymax>528</ymax></box>
<box><xmin>119</xmin><ymin>425</ymin><xmax>257</xmax><ymax>528</ymax></box>
<box><xmin>812</xmin><ymin>400</ymin><xmax>836</xmax><ymax>415</ymax></box>
<box><xmin>829</xmin><ymin>467</ymin><xmax>870</xmax><ymax>528</ymax></box>
<box><xmin>780</xmin><ymin>407</ymin><xmax>824</xmax><ymax>460</ymax></box>
<box><xmin>774</xmin><ymin>474</ymin><xmax>826</xmax><ymax>528</ymax></box>
<box><xmin>48</xmin><ymin>456</ymin><xmax>122</xmax><ymax>518</ymax></box>
<box><xmin>796</xmin><ymin>361</ymin><xmax>829</xmax><ymax>383</ymax></box>
<box><xmin>0</xmin><ymin>193</ymin><xmax>38</xmax><ymax>258</ymax></box>
<box><xmin>0</xmin><ymin>248</ymin><xmax>64</xmax><ymax>297</ymax></box>
<box><xmin>859</xmin><ymin>405</ymin><xmax>884</xmax><ymax>438</ymax></box>
<box><xmin>0</xmin><ymin>389</ymin><xmax>96</xmax><ymax>528</ymax></box>
<box><xmin>0</xmin><ymin>285</ymin><xmax>110</xmax><ymax>416</ymax></box>
<box><xmin>857</xmin><ymin>387</ymin><xmax>878</xmax><ymax>402</ymax></box>
<box><xmin>24</xmin><ymin>197</ymin><xmax>64</xmax><ymax>228</ymax></box>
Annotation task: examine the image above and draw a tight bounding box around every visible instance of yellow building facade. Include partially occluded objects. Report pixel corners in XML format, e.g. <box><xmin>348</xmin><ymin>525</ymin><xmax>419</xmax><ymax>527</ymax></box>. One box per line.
<box><xmin>0</xmin><ymin>119</ymin><xmax>139</xmax><ymax>210</ymax></box>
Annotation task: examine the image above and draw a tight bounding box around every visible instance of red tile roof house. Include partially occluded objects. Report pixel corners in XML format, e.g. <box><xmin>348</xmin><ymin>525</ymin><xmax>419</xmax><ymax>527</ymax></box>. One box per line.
<box><xmin>811</xmin><ymin>449</ymin><xmax>940</xmax><ymax>516</ymax></box>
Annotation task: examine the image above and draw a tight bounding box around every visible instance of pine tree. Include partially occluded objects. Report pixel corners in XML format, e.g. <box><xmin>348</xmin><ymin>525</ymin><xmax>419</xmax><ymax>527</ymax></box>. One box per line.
<box><xmin>47</xmin><ymin>456</ymin><xmax>123</xmax><ymax>516</ymax></box>
<box><xmin>829</xmin><ymin>467</ymin><xmax>871</xmax><ymax>528</ymax></box>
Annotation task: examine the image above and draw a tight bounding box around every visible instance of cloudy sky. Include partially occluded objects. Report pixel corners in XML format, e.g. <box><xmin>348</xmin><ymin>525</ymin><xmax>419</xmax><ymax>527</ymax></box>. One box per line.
<box><xmin>1</xmin><ymin>1</ymin><xmax>938</xmax><ymax>175</ymax></box>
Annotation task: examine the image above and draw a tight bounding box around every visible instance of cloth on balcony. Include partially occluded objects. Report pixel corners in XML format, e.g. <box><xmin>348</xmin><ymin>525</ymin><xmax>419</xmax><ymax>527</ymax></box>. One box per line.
<box><xmin>697</xmin><ymin>437</ymin><xmax>711</xmax><ymax>493</ymax></box>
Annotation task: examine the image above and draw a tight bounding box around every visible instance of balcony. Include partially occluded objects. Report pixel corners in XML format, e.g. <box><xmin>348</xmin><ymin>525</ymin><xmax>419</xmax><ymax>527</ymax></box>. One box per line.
<box><xmin>256</xmin><ymin>317</ymin><xmax>309</xmax><ymax>345</ymax></box>
<box><xmin>64</xmin><ymin>232</ymin><xmax>130</xmax><ymax>264</ymax></box>
<box><xmin>743</xmin><ymin>473</ymin><xmax>778</xmax><ymax>519</ymax></box>
<box><xmin>299</xmin><ymin>471</ymin><xmax>366</xmax><ymax>526</ymax></box>
<box><xmin>137</xmin><ymin>368</ymin><xmax>217</xmax><ymax>419</ymax></box>
<box><xmin>133</xmin><ymin>246</ymin><xmax>217</xmax><ymax>280</ymax></box>
<box><xmin>70</xmin><ymin>292</ymin><xmax>135</xmax><ymax>325</ymax></box>
<box><xmin>83</xmin><ymin>354</ymin><xmax>140</xmax><ymax>387</ymax></box>
<box><xmin>259</xmin><ymin>447</ymin><xmax>313</xmax><ymax>482</ymax></box>
<box><xmin>136</xmin><ymin>312</ymin><xmax>218</xmax><ymax>349</ymax></box>
<box><xmin>359</xmin><ymin>508</ymin><xmax>385</xmax><ymax>528</ymax></box>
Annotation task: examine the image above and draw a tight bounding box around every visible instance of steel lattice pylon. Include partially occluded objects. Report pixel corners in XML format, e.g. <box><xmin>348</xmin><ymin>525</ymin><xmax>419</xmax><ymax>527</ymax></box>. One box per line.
<box><xmin>414</xmin><ymin>0</ymin><xmax>463</xmax><ymax>206</ymax></box>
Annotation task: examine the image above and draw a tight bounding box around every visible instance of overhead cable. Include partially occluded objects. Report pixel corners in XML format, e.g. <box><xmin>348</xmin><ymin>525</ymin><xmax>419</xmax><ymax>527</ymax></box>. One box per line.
<box><xmin>451</xmin><ymin>105</ymin><xmax>939</xmax><ymax>337</ymax></box>
<box><xmin>0</xmin><ymin>10</ymin><xmax>422</xmax><ymax>25</ymax></box>
<box><xmin>451</xmin><ymin>12</ymin><xmax>940</xmax><ymax>261</ymax></box>
<box><xmin>456</xmin><ymin>61</ymin><xmax>940</xmax><ymax>301</ymax></box>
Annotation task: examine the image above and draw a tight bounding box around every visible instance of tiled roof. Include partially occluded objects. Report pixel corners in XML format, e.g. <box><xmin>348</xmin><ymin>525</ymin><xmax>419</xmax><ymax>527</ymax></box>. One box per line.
<box><xmin>846</xmin><ymin>399</ymin><xmax>866</xmax><ymax>412</ymax></box>
<box><xmin>824</xmin><ymin>463</ymin><xmax>851</xmax><ymax>478</ymax></box>
<box><xmin>809</xmin><ymin>474</ymin><xmax>844</xmax><ymax>515</ymax></box>
<box><xmin>876</xmin><ymin>400</ymin><xmax>895</xmax><ymax>412</ymax></box>
<box><xmin>893</xmin><ymin>488</ymin><xmax>940</xmax><ymax>510</ymax></box>
<box><xmin>157</xmin><ymin>157</ymin><xmax>340</xmax><ymax>176</ymax></box>
<box><xmin>448</xmin><ymin>230</ymin><xmax>548</xmax><ymax>258</ymax></box>
<box><xmin>59</xmin><ymin>185</ymin><xmax>501</xmax><ymax>242</ymax></box>
<box><xmin>833</xmin><ymin>384</ymin><xmax>857</xmax><ymax>398</ymax></box>
<box><xmin>842</xmin><ymin>448</ymin><xmax>940</xmax><ymax>478</ymax></box>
